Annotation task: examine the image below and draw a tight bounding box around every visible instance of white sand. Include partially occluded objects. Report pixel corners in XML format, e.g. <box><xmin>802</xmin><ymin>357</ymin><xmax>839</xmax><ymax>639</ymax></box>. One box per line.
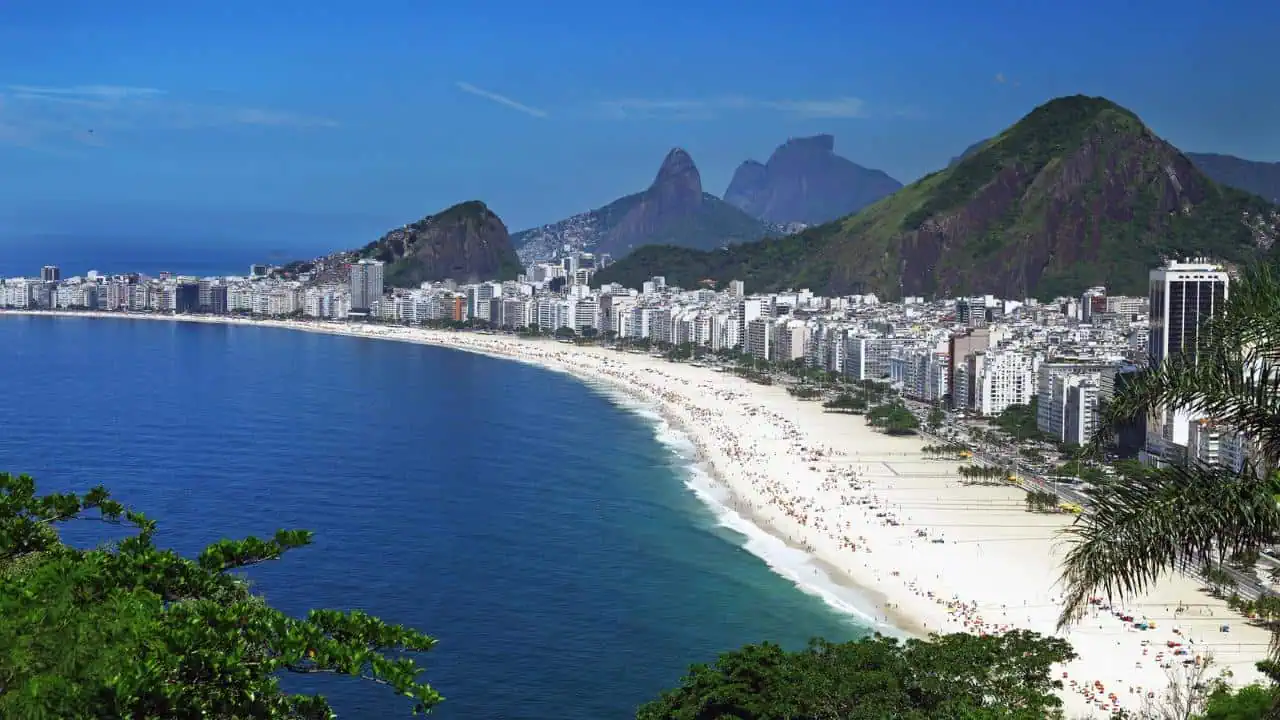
<box><xmin>5</xmin><ymin>311</ymin><xmax>1271</xmax><ymax>717</ymax></box>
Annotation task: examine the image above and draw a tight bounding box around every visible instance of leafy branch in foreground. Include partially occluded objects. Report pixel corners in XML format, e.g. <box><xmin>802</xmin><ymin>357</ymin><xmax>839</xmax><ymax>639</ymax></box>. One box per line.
<box><xmin>0</xmin><ymin>472</ymin><xmax>442</xmax><ymax>718</ymax></box>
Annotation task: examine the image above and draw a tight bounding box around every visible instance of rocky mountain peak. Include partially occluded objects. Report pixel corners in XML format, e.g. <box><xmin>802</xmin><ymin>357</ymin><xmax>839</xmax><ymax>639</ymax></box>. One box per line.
<box><xmin>653</xmin><ymin>147</ymin><xmax>702</xmax><ymax>189</ymax></box>
<box><xmin>776</xmin><ymin>134</ymin><xmax>836</xmax><ymax>156</ymax></box>
<box><xmin>724</xmin><ymin>135</ymin><xmax>902</xmax><ymax>225</ymax></box>
<box><xmin>646</xmin><ymin>147</ymin><xmax>703</xmax><ymax>215</ymax></box>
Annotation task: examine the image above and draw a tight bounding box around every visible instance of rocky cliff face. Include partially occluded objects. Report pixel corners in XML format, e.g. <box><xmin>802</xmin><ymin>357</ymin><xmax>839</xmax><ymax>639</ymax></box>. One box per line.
<box><xmin>358</xmin><ymin>201</ymin><xmax>523</xmax><ymax>286</ymax></box>
<box><xmin>724</xmin><ymin>135</ymin><xmax>902</xmax><ymax>225</ymax></box>
<box><xmin>512</xmin><ymin>148</ymin><xmax>777</xmax><ymax>262</ymax></box>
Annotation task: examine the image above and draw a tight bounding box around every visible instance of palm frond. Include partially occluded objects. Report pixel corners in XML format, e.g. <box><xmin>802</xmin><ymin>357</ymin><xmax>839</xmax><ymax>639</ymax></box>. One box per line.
<box><xmin>1056</xmin><ymin>459</ymin><xmax>1280</xmax><ymax>629</ymax></box>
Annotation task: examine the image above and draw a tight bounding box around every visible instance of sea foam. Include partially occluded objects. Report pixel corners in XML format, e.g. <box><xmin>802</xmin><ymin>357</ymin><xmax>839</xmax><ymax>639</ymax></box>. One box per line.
<box><xmin>592</xmin><ymin>383</ymin><xmax>898</xmax><ymax>636</ymax></box>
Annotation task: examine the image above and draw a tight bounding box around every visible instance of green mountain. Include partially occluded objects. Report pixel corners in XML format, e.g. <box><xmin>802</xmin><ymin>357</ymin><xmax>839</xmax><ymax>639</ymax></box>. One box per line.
<box><xmin>594</xmin><ymin>95</ymin><xmax>1279</xmax><ymax>299</ymax></box>
<box><xmin>356</xmin><ymin>200</ymin><xmax>523</xmax><ymax>287</ymax></box>
<box><xmin>512</xmin><ymin>149</ymin><xmax>779</xmax><ymax>263</ymax></box>
<box><xmin>956</xmin><ymin>143</ymin><xmax>1280</xmax><ymax>204</ymax></box>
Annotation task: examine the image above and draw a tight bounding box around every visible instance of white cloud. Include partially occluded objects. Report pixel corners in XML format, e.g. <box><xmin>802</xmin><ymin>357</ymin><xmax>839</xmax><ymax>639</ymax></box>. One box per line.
<box><xmin>0</xmin><ymin>83</ymin><xmax>337</xmax><ymax>148</ymax></box>
<box><xmin>455</xmin><ymin>82</ymin><xmax>548</xmax><ymax>118</ymax></box>
<box><xmin>596</xmin><ymin>95</ymin><xmax>868</xmax><ymax>120</ymax></box>
<box><xmin>8</xmin><ymin>84</ymin><xmax>165</xmax><ymax>100</ymax></box>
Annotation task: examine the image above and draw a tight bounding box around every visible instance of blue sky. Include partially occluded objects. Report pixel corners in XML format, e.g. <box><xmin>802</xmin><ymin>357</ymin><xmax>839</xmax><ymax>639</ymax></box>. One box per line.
<box><xmin>1</xmin><ymin>0</ymin><xmax>1276</xmax><ymax>253</ymax></box>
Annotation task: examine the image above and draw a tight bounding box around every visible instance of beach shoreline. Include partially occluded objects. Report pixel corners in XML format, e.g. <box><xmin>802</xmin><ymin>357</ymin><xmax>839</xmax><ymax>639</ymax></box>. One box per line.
<box><xmin>4</xmin><ymin>309</ymin><xmax>1270</xmax><ymax>717</ymax></box>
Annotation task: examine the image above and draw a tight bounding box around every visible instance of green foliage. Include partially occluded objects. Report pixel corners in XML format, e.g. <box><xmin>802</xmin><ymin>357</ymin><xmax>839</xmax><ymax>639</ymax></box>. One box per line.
<box><xmin>0</xmin><ymin>473</ymin><xmax>441</xmax><ymax>718</ymax></box>
<box><xmin>823</xmin><ymin>392</ymin><xmax>867</xmax><ymax>413</ymax></box>
<box><xmin>992</xmin><ymin>400</ymin><xmax>1043</xmax><ymax>440</ymax></box>
<box><xmin>787</xmin><ymin>385</ymin><xmax>824</xmax><ymax>400</ymax></box>
<box><xmin>867</xmin><ymin>401</ymin><xmax>921</xmax><ymax>435</ymax></box>
<box><xmin>637</xmin><ymin>630</ymin><xmax>1076</xmax><ymax>719</ymax></box>
<box><xmin>592</xmin><ymin>225</ymin><xmax>833</xmax><ymax>296</ymax></box>
<box><xmin>1025</xmin><ymin>491</ymin><xmax>1061</xmax><ymax>513</ymax></box>
<box><xmin>1196</xmin><ymin>682</ymin><xmax>1279</xmax><ymax>719</ymax></box>
<box><xmin>921</xmin><ymin>444</ymin><xmax>967</xmax><ymax>459</ymax></box>
<box><xmin>957</xmin><ymin>465</ymin><xmax>1012</xmax><ymax>486</ymax></box>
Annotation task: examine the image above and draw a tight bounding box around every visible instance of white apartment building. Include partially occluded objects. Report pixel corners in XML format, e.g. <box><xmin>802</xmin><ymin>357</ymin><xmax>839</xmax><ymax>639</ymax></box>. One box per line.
<box><xmin>846</xmin><ymin>336</ymin><xmax>894</xmax><ymax>381</ymax></box>
<box><xmin>975</xmin><ymin>349</ymin><xmax>1034</xmax><ymax>416</ymax></box>
<box><xmin>738</xmin><ymin>298</ymin><xmax>765</xmax><ymax>351</ymax></box>
<box><xmin>710</xmin><ymin>312</ymin><xmax>738</xmax><ymax>351</ymax></box>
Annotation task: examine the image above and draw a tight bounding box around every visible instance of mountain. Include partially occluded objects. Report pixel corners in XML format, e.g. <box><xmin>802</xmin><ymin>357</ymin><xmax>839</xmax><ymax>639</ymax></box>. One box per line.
<box><xmin>595</xmin><ymin>95</ymin><xmax>1279</xmax><ymax>299</ymax></box>
<box><xmin>724</xmin><ymin>135</ymin><xmax>902</xmax><ymax>224</ymax></box>
<box><xmin>513</xmin><ymin>149</ymin><xmax>778</xmax><ymax>263</ymax></box>
<box><xmin>1185</xmin><ymin>153</ymin><xmax>1280</xmax><ymax>203</ymax></box>
<box><xmin>355</xmin><ymin>201</ymin><xmax>522</xmax><ymax>287</ymax></box>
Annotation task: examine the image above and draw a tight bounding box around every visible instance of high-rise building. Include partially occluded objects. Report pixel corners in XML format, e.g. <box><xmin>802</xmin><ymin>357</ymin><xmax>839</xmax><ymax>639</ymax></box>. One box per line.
<box><xmin>41</xmin><ymin>265</ymin><xmax>60</xmax><ymax>282</ymax></box>
<box><xmin>1143</xmin><ymin>258</ymin><xmax>1229</xmax><ymax>465</ymax></box>
<box><xmin>175</xmin><ymin>282</ymin><xmax>201</xmax><ymax>314</ymax></box>
<box><xmin>349</xmin><ymin>259</ymin><xmax>385</xmax><ymax>313</ymax></box>
<box><xmin>1148</xmin><ymin>258</ymin><xmax>1228</xmax><ymax>368</ymax></box>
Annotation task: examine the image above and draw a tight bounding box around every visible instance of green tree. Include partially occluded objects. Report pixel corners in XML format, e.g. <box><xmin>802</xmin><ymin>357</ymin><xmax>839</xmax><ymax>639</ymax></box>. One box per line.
<box><xmin>823</xmin><ymin>393</ymin><xmax>867</xmax><ymax>414</ymax></box>
<box><xmin>866</xmin><ymin>402</ymin><xmax>920</xmax><ymax>435</ymax></box>
<box><xmin>1198</xmin><ymin>683</ymin><xmax>1279</xmax><ymax>719</ymax></box>
<box><xmin>992</xmin><ymin>400</ymin><xmax>1043</xmax><ymax>441</ymax></box>
<box><xmin>1054</xmin><ymin>265</ymin><xmax>1280</xmax><ymax>696</ymax></box>
<box><xmin>637</xmin><ymin>630</ymin><xmax>1076</xmax><ymax>719</ymax></box>
<box><xmin>926</xmin><ymin>405</ymin><xmax>946</xmax><ymax>432</ymax></box>
<box><xmin>0</xmin><ymin>473</ymin><xmax>441</xmax><ymax>718</ymax></box>
<box><xmin>883</xmin><ymin>404</ymin><xmax>922</xmax><ymax>436</ymax></box>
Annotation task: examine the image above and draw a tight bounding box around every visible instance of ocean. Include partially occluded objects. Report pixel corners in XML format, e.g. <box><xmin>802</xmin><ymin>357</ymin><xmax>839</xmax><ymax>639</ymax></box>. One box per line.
<box><xmin>0</xmin><ymin>314</ymin><xmax>869</xmax><ymax>718</ymax></box>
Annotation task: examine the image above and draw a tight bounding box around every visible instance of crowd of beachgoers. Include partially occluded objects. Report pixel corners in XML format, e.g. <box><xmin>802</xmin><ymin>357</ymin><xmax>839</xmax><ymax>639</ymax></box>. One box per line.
<box><xmin>4</xmin><ymin>310</ymin><xmax>1272</xmax><ymax>718</ymax></box>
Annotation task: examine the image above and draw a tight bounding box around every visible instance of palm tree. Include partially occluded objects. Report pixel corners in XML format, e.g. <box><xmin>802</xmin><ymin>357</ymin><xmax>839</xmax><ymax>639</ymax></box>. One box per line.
<box><xmin>1055</xmin><ymin>263</ymin><xmax>1280</xmax><ymax>686</ymax></box>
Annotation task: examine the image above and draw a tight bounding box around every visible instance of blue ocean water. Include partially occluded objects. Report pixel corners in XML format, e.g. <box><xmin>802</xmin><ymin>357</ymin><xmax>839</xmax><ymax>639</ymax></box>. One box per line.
<box><xmin>0</xmin><ymin>315</ymin><xmax>868</xmax><ymax>718</ymax></box>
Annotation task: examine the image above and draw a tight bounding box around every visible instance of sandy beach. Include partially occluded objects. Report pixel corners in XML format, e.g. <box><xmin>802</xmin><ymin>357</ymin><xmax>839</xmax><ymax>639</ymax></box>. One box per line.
<box><xmin>4</xmin><ymin>310</ymin><xmax>1271</xmax><ymax>717</ymax></box>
